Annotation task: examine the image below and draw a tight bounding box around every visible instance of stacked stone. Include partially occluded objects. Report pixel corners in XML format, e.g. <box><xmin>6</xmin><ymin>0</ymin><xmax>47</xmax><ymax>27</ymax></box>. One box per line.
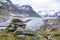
<box><xmin>7</xmin><ymin>19</ymin><xmax>26</xmax><ymax>31</ymax></box>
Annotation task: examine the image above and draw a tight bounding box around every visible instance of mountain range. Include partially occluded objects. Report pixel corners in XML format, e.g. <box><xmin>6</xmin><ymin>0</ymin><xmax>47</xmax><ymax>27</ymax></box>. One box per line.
<box><xmin>0</xmin><ymin>0</ymin><xmax>40</xmax><ymax>17</ymax></box>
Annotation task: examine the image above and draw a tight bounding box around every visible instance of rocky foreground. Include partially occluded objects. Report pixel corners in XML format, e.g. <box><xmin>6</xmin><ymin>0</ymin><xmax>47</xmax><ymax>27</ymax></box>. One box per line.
<box><xmin>0</xmin><ymin>19</ymin><xmax>43</xmax><ymax>40</ymax></box>
<box><xmin>0</xmin><ymin>17</ymin><xmax>60</xmax><ymax>40</ymax></box>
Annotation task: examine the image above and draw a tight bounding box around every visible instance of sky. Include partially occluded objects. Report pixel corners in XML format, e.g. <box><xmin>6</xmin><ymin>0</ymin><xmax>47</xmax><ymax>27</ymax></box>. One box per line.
<box><xmin>10</xmin><ymin>0</ymin><xmax>60</xmax><ymax>12</ymax></box>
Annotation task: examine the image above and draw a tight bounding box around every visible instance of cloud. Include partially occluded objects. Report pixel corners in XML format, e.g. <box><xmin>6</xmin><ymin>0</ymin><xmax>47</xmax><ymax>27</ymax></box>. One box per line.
<box><xmin>53</xmin><ymin>0</ymin><xmax>60</xmax><ymax>2</ymax></box>
<box><xmin>10</xmin><ymin>0</ymin><xmax>60</xmax><ymax>12</ymax></box>
<box><xmin>49</xmin><ymin>3</ymin><xmax>60</xmax><ymax>11</ymax></box>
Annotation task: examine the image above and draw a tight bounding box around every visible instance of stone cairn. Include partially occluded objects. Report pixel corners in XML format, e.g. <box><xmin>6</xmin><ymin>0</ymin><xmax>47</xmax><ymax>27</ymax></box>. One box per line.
<box><xmin>7</xmin><ymin>19</ymin><xmax>38</xmax><ymax>40</ymax></box>
<box><xmin>7</xmin><ymin>19</ymin><xmax>26</xmax><ymax>31</ymax></box>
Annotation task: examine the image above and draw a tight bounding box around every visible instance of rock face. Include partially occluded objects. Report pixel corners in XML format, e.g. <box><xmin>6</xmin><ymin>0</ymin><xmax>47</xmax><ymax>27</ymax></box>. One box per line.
<box><xmin>0</xmin><ymin>0</ymin><xmax>40</xmax><ymax>17</ymax></box>
<box><xmin>0</xmin><ymin>9</ymin><xmax>10</xmax><ymax>17</ymax></box>
<box><xmin>18</xmin><ymin>5</ymin><xmax>40</xmax><ymax>17</ymax></box>
<box><xmin>0</xmin><ymin>0</ymin><xmax>20</xmax><ymax>13</ymax></box>
<box><xmin>0</xmin><ymin>8</ymin><xmax>10</xmax><ymax>22</ymax></box>
<box><xmin>40</xmin><ymin>17</ymin><xmax>60</xmax><ymax>31</ymax></box>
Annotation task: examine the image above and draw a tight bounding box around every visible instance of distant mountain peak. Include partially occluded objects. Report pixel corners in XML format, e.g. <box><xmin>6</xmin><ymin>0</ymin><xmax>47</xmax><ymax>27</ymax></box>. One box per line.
<box><xmin>19</xmin><ymin>5</ymin><xmax>40</xmax><ymax>17</ymax></box>
<box><xmin>21</xmin><ymin>5</ymin><xmax>32</xmax><ymax>11</ymax></box>
<box><xmin>0</xmin><ymin>0</ymin><xmax>40</xmax><ymax>17</ymax></box>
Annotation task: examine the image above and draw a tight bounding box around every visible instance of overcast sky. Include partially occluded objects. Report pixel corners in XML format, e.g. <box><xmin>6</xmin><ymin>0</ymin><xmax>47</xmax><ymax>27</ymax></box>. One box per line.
<box><xmin>10</xmin><ymin>0</ymin><xmax>60</xmax><ymax>12</ymax></box>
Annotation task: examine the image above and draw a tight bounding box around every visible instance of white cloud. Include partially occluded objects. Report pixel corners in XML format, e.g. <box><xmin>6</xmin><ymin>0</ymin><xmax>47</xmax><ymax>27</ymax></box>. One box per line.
<box><xmin>10</xmin><ymin>0</ymin><xmax>60</xmax><ymax>12</ymax></box>
<box><xmin>53</xmin><ymin>0</ymin><xmax>60</xmax><ymax>3</ymax></box>
<box><xmin>49</xmin><ymin>3</ymin><xmax>60</xmax><ymax>11</ymax></box>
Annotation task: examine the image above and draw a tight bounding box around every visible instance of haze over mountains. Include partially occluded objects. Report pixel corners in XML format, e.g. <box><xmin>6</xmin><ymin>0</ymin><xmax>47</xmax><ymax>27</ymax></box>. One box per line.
<box><xmin>38</xmin><ymin>10</ymin><xmax>60</xmax><ymax>17</ymax></box>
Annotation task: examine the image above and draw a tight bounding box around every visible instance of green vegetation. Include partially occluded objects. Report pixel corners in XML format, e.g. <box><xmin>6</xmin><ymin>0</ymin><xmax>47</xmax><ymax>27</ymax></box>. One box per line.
<box><xmin>0</xmin><ymin>26</ymin><xmax>60</xmax><ymax>40</ymax></box>
<box><xmin>25</xmin><ymin>36</ymin><xmax>33</xmax><ymax>40</ymax></box>
<box><xmin>38</xmin><ymin>37</ymin><xmax>44</xmax><ymax>40</ymax></box>
<box><xmin>0</xmin><ymin>29</ymin><xmax>20</xmax><ymax>40</ymax></box>
<box><xmin>54</xmin><ymin>37</ymin><xmax>60</xmax><ymax>40</ymax></box>
<box><xmin>38</xmin><ymin>29</ymin><xmax>60</xmax><ymax>40</ymax></box>
<box><xmin>0</xmin><ymin>29</ymin><xmax>45</xmax><ymax>40</ymax></box>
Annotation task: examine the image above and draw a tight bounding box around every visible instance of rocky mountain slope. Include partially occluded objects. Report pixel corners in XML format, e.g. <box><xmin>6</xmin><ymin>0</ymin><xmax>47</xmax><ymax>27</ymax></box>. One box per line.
<box><xmin>18</xmin><ymin>5</ymin><xmax>40</xmax><ymax>17</ymax></box>
<box><xmin>0</xmin><ymin>0</ymin><xmax>40</xmax><ymax>17</ymax></box>
<box><xmin>0</xmin><ymin>7</ymin><xmax>10</xmax><ymax>22</ymax></box>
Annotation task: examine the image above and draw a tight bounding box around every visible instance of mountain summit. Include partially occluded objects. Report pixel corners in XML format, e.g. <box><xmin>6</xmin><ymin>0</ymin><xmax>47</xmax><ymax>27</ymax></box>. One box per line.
<box><xmin>0</xmin><ymin>0</ymin><xmax>40</xmax><ymax>17</ymax></box>
<box><xmin>18</xmin><ymin>5</ymin><xmax>40</xmax><ymax>17</ymax></box>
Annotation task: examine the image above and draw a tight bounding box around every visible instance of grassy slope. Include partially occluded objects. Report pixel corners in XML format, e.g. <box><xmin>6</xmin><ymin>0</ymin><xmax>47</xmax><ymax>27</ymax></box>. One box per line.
<box><xmin>38</xmin><ymin>29</ymin><xmax>60</xmax><ymax>40</ymax></box>
<box><xmin>0</xmin><ymin>29</ymin><xmax>60</xmax><ymax>40</ymax></box>
<box><xmin>0</xmin><ymin>29</ymin><xmax>44</xmax><ymax>40</ymax></box>
<box><xmin>0</xmin><ymin>29</ymin><xmax>20</xmax><ymax>40</ymax></box>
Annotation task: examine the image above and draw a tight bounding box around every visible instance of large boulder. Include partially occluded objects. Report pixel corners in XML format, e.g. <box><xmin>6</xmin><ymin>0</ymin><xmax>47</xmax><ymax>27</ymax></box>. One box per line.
<box><xmin>14</xmin><ymin>27</ymin><xmax>36</xmax><ymax>36</ymax></box>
